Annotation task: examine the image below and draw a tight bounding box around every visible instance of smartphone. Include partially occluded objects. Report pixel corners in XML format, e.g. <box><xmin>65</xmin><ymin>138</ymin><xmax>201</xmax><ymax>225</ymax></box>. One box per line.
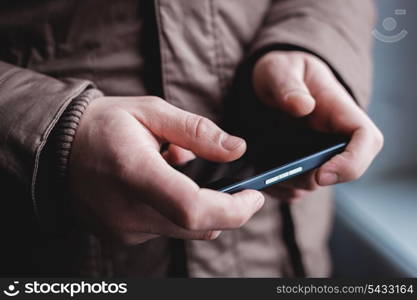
<box><xmin>201</xmin><ymin>108</ymin><xmax>348</xmax><ymax>193</ymax></box>
<box><xmin>205</xmin><ymin>137</ymin><xmax>347</xmax><ymax>193</ymax></box>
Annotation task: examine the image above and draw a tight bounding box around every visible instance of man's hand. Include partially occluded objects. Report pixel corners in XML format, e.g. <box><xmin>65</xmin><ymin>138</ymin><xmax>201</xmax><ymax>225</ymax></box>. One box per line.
<box><xmin>69</xmin><ymin>97</ymin><xmax>264</xmax><ymax>245</ymax></box>
<box><xmin>252</xmin><ymin>51</ymin><xmax>383</xmax><ymax>201</ymax></box>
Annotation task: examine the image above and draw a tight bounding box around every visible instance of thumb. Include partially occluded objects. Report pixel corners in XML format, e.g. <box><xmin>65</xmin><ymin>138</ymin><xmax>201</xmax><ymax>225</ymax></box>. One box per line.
<box><xmin>253</xmin><ymin>55</ymin><xmax>315</xmax><ymax>117</ymax></box>
<box><xmin>138</xmin><ymin>99</ymin><xmax>246</xmax><ymax>162</ymax></box>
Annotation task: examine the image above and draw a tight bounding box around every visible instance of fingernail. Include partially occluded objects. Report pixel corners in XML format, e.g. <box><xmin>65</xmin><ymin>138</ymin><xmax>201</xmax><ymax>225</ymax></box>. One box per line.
<box><xmin>222</xmin><ymin>135</ymin><xmax>244</xmax><ymax>151</ymax></box>
<box><xmin>205</xmin><ymin>230</ymin><xmax>222</xmax><ymax>240</ymax></box>
<box><xmin>211</xmin><ymin>231</ymin><xmax>222</xmax><ymax>239</ymax></box>
<box><xmin>319</xmin><ymin>172</ymin><xmax>339</xmax><ymax>186</ymax></box>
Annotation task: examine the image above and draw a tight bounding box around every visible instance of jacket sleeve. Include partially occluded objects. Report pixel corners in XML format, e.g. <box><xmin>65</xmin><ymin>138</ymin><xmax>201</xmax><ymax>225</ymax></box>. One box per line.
<box><xmin>249</xmin><ymin>0</ymin><xmax>376</xmax><ymax>107</ymax></box>
<box><xmin>0</xmin><ymin>61</ymin><xmax>99</xmax><ymax>234</ymax></box>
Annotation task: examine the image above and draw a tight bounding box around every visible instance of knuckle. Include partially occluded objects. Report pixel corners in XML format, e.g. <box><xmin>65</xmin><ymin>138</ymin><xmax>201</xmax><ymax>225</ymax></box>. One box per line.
<box><xmin>266</xmin><ymin>55</ymin><xmax>286</xmax><ymax>69</ymax></box>
<box><xmin>176</xmin><ymin>203</ymin><xmax>201</xmax><ymax>231</ymax></box>
<box><xmin>257</xmin><ymin>52</ymin><xmax>281</xmax><ymax>69</ymax></box>
<box><xmin>182</xmin><ymin>215</ymin><xmax>199</xmax><ymax>231</ymax></box>
<box><xmin>304</xmin><ymin>52</ymin><xmax>331</xmax><ymax>71</ymax></box>
<box><xmin>307</xmin><ymin>53</ymin><xmax>325</xmax><ymax>67</ymax></box>
<box><xmin>330</xmin><ymin>153</ymin><xmax>360</xmax><ymax>181</ymax></box>
<box><xmin>185</xmin><ymin>114</ymin><xmax>213</xmax><ymax>139</ymax></box>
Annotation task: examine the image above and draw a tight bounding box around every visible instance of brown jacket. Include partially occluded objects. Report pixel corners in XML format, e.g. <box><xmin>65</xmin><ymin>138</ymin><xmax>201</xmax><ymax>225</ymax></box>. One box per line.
<box><xmin>0</xmin><ymin>0</ymin><xmax>375</xmax><ymax>277</ymax></box>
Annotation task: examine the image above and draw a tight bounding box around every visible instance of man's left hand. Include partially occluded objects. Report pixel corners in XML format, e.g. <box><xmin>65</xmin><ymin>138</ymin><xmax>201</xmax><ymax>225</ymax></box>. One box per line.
<box><xmin>252</xmin><ymin>51</ymin><xmax>383</xmax><ymax>202</ymax></box>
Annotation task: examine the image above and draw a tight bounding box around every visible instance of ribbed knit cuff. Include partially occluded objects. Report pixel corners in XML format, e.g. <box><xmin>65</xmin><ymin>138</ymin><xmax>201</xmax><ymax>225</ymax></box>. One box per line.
<box><xmin>54</xmin><ymin>88</ymin><xmax>103</xmax><ymax>182</ymax></box>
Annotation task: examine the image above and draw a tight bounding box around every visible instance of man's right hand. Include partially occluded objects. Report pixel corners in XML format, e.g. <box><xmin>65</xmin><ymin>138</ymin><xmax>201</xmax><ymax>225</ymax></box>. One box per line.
<box><xmin>69</xmin><ymin>96</ymin><xmax>265</xmax><ymax>245</ymax></box>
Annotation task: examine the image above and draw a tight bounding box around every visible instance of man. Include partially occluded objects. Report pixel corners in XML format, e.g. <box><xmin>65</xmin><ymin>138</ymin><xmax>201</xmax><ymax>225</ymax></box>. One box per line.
<box><xmin>0</xmin><ymin>0</ymin><xmax>382</xmax><ymax>277</ymax></box>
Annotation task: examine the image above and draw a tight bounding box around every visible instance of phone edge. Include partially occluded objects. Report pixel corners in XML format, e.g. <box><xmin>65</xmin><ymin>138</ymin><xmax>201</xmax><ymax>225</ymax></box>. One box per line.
<box><xmin>218</xmin><ymin>142</ymin><xmax>346</xmax><ymax>193</ymax></box>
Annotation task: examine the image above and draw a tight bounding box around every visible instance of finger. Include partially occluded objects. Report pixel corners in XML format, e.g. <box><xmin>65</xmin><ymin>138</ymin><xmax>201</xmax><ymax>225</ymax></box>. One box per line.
<box><xmin>276</xmin><ymin>170</ymin><xmax>319</xmax><ymax>191</ymax></box>
<box><xmin>162</xmin><ymin>144</ymin><xmax>196</xmax><ymax>166</ymax></box>
<box><xmin>119</xmin><ymin>233</ymin><xmax>160</xmax><ymax>245</ymax></box>
<box><xmin>135</xmin><ymin>98</ymin><xmax>246</xmax><ymax>162</ymax></box>
<box><xmin>267</xmin><ymin>77</ymin><xmax>316</xmax><ymax>117</ymax></box>
<box><xmin>123</xmin><ymin>203</ymin><xmax>223</xmax><ymax>242</ymax></box>
<box><xmin>317</xmin><ymin>126</ymin><xmax>383</xmax><ymax>185</ymax></box>
<box><xmin>126</xmin><ymin>150</ymin><xmax>265</xmax><ymax>231</ymax></box>
<box><xmin>184</xmin><ymin>189</ymin><xmax>265</xmax><ymax>230</ymax></box>
<box><xmin>141</xmin><ymin>212</ymin><xmax>223</xmax><ymax>241</ymax></box>
<box><xmin>254</xmin><ymin>54</ymin><xmax>315</xmax><ymax>117</ymax></box>
<box><xmin>122</xmin><ymin>230</ymin><xmax>221</xmax><ymax>245</ymax></box>
<box><xmin>300</xmin><ymin>60</ymin><xmax>384</xmax><ymax>186</ymax></box>
<box><xmin>157</xmin><ymin>228</ymin><xmax>222</xmax><ymax>241</ymax></box>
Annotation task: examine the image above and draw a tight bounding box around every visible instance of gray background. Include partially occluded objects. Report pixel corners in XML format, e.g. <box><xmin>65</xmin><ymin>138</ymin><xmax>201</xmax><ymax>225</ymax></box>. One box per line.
<box><xmin>330</xmin><ymin>0</ymin><xmax>417</xmax><ymax>277</ymax></box>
